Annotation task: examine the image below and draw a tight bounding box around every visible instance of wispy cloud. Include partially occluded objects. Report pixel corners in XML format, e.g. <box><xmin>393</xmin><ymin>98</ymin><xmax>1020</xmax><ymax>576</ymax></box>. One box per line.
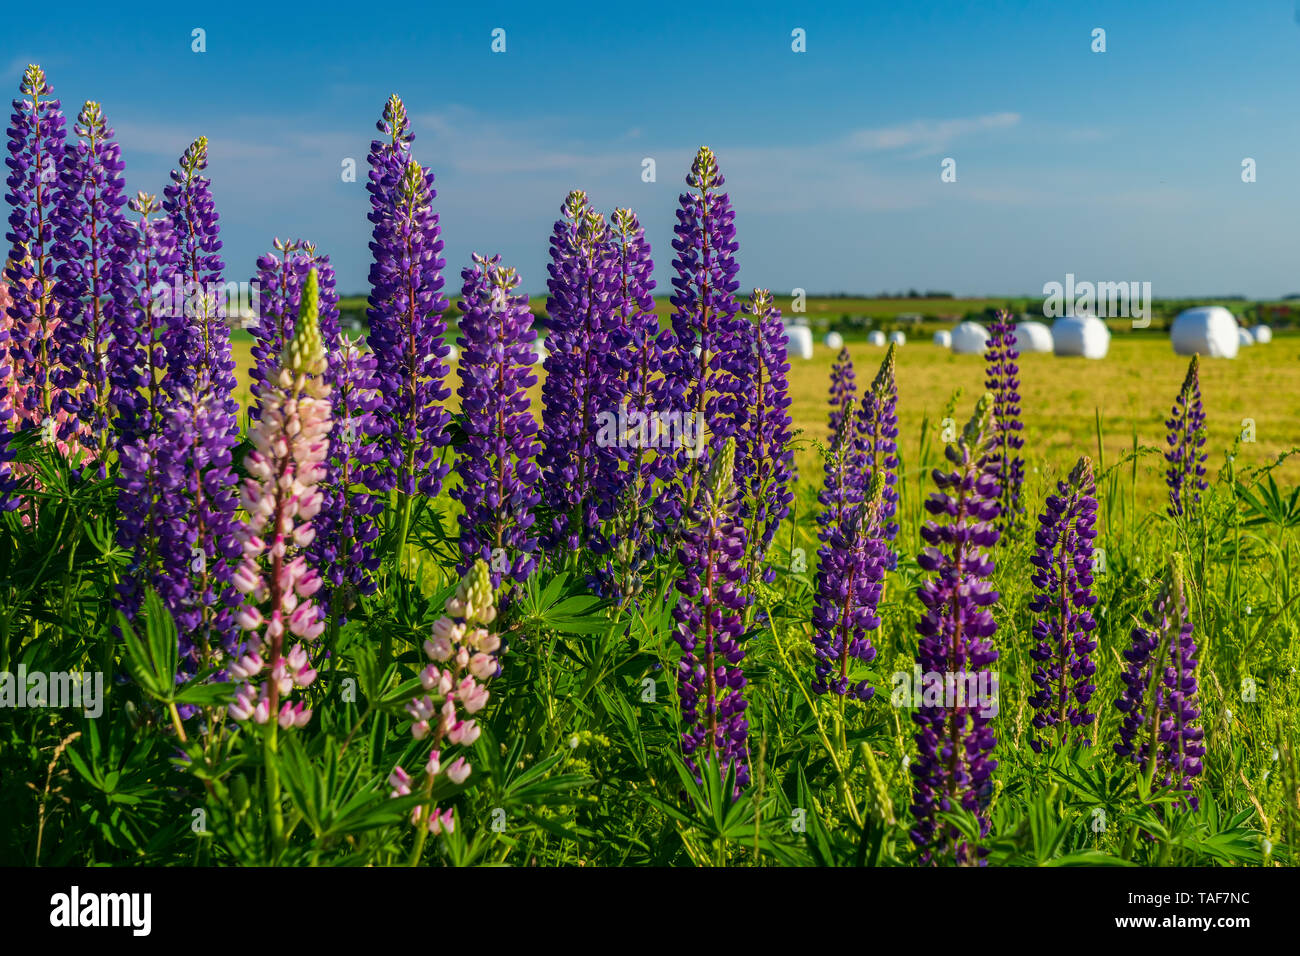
<box><xmin>843</xmin><ymin>112</ymin><xmax>1021</xmax><ymax>156</ymax></box>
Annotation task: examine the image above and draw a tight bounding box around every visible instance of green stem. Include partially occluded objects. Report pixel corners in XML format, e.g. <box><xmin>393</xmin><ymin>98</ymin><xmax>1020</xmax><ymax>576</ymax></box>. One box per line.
<box><xmin>264</xmin><ymin>720</ymin><xmax>285</xmax><ymax>863</ymax></box>
<box><xmin>768</xmin><ymin>603</ymin><xmax>863</xmax><ymax>829</ymax></box>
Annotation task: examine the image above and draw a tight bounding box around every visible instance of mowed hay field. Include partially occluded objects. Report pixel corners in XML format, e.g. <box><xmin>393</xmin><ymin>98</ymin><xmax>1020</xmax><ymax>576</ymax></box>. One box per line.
<box><xmin>229</xmin><ymin>328</ymin><xmax>1300</xmax><ymax>514</ymax></box>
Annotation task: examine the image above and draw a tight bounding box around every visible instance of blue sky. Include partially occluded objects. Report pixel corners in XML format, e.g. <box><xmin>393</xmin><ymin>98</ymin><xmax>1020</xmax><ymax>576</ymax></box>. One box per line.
<box><xmin>6</xmin><ymin>0</ymin><xmax>1300</xmax><ymax>298</ymax></box>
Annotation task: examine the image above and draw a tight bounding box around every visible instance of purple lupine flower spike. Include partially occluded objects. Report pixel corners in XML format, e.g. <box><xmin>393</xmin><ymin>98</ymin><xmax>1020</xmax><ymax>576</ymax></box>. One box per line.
<box><xmin>983</xmin><ymin>309</ymin><xmax>1024</xmax><ymax>532</ymax></box>
<box><xmin>163</xmin><ymin>137</ymin><xmax>236</xmax><ymax>409</ymax></box>
<box><xmin>656</xmin><ymin>147</ymin><xmax>743</xmax><ymax>532</ymax></box>
<box><xmin>113</xmin><ymin>192</ymin><xmax>183</xmax><ymax>622</ymax></box>
<box><xmin>364</xmin><ymin>96</ymin><xmax>452</xmax><ymax>501</ymax></box>
<box><xmin>910</xmin><ymin>392</ymin><xmax>1001</xmax><ymax>865</ymax></box>
<box><xmin>310</xmin><ymin>334</ymin><xmax>383</xmax><ymax>613</ymax></box>
<box><xmin>857</xmin><ymin>345</ymin><xmax>900</xmax><ymax>562</ymax></box>
<box><xmin>1114</xmin><ymin>555</ymin><xmax>1204</xmax><ymax>808</ymax></box>
<box><xmin>738</xmin><ymin>289</ymin><xmax>795</xmax><ymax>584</ymax></box>
<box><xmin>250</xmin><ymin>238</ymin><xmax>307</xmax><ymax>421</ymax></box>
<box><xmin>674</xmin><ymin>437</ymin><xmax>750</xmax><ymax>790</ymax></box>
<box><xmin>599</xmin><ymin>206</ymin><xmax>666</xmax><ymax>602</ymax></box>
<box><xmin>250</xmin><ymin>239</ymin><xmax>342</xmax><ymax>421</ymax></box>
<box><xmin>159</xmin><ymin>387</ymin><xmax>242</xmax><ymax>671</ymax></box>
<box><xmin>51</xmin><ymin>100</ymin><xmax>128</xmax><ymax>456</ymax></box>
<box><xmin>0</xmin><ymin>277</ymin><xmax>14</xmax><ymax>504</ymax></box>
<box><xmin>4</xmin><ymin>65</ymin><xmax>69</xmax><ymax>502</ymax></box>
<box><xmin>1027</xmin><ymin>456</ymin><xmax>1099</xmax><ymax>752</ymax></box>
<box><xmin>452</xmin><ymin>254</ymin><xmax>542</xmax><ymax>591</ymax></box>
<box><xmin>827</xmin><ymin>346</ymin><xmax>857</xmax><ymax>445</ymax></box>
<box><xmin>536</xmin><ymin>191</ymin><xmax>621</xmax><ymax>552</ymax></box>
<box><xmin>1165</xmin><ymin>355</ymin><xmax>1208</xmax><ymax>520</ymax></box>
<box><xmin>110</xmin><ymin>192</ymin><xmax>179</xmax><ymax>445</ymax></box>
<box><xmin>151</xmin><ymin>137</ymin><xmax>241</xmax><ymax>671</ymax></box>
<box><xmin>811</xmin><ymin>466</ymin><xmax>886</xmax><ymax>699</ymax></box>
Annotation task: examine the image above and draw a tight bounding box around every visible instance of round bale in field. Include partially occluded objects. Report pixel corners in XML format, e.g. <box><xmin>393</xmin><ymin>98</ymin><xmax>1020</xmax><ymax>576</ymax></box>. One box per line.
<box><xmin>1251</xmin><ymin>324</ymin><xmax>1273</xmax><ymax>344</ymax></box>
<box><xmin>824</xmin><ymin>331</ymin><xmax>844</xmax><ymax>350</ymax></box>
<box><xmin>888</xmin><ymin>330</ymin><xmax>906</xmax><ymax>346</ymax></box>
<box><xmin>446</xmin><ymin>343</ymin><xmax>460</xmax><ymax>363</ymax></box>
<box><xmin>783</xmin><ymin>324</ymin><xmax>814</xmax><ymax>359</ymax></box>
<box><xmin>1171</xmin><ymin>306</ymin><xmax>1239</xmax><ymax>358</ymax></box>
<box><xmin>533</xmin><ymin>339</ymin><xmax>549</xmax><ymax>365</ymax></box>
<box><xmin>1011</xmin><ymin>320</ymin><xmax>1053</xmax><ymax>353</ymax></box>
<box><xmin>867</xmin><ymin>330</ymin><xmax>886</xmax><ymax>347</ymax></box>
<box><xmin>932</xmin><ymin>329</ymin><xmax>952</xmax><ymax>347</ymax></box>
<box><xmin>1052</xmin><ymin>315</ymin><xmax>1110</xmax><ymax>358</ymax></box>
<box><xmin>950</xmin><ymin>321</ymin><xmax>988</xmax><ymax>354</ymax></box>
<box><xmin>1238</xmin><ymin>327</ymin><xmax>1255</xmax><ymax>347</ymax></box>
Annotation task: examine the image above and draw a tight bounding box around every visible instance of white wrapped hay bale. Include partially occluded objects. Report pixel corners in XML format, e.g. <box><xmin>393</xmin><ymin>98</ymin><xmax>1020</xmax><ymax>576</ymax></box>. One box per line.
<box><xmin>1011</xmin><ymin>320</ymin><xmax>1053</xmax><ymax>353</ymax></box>
<box><xmin>932</xmin><ymin>329</ymin><xmax>952</xmax><ymax>347</ymax></box>
<box><xmin>823</xmin><ymin>331</ymin><xmax>844</xmax><ymax>350</ymax></box>
<box><xmin>533</xmin><ymin>339</ymin><xmax>549</xmax><ymax>365</ymax></box>
<box><xmin>888</xmin><ymin>330</ymin><xmax>906</xmax><ymax>346</ymax></box>
<box><xmin>867</xmin><ymin>330</ymin><xmax>886</xmax><ymax>347</ymax></box>
<box><xmin>1251</xmin><ymin>324</ymin><xmax>1272</xmax><ymax>344</ymax></box>
<box><xmin>950</xmin><ymin>321</ymin><xmax>988</xmax><ymax>354</ymax></box>
<box><xmin>1052</xmin><ymin>315</ymin><xmax>1110</xmax><ymax>359</ymax></box>
<box><xmin>782</xmin><ymin>323</ymin><xmax>814</xmax><ymax>359</ymax></box>
<box><xmin>1238</xmin><ymin>327</ymin><xmax>1255</xmax><ymax>347</ymax></box>
<box><xmin>1170</xmin><ymin>306</ymin><xmax>1238</xmax><ymax>358</ymax></box>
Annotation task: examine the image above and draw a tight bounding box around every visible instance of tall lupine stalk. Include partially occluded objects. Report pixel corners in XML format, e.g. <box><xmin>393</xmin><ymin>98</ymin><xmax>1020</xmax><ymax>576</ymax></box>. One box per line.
<box><xmin>109</xmin><ymin>193</ymin><xmax>179</xmax><ymax>445</ymax></box>
<box><xmin>827</xmin><ymin>346</ymin><xmax>856</xmax><ymax>444</ymax></box>
<box><xmin>113</xmin><ymin>193</ymin><xmax>183</xmax><ymax>623</ymax></box>
<box><xmin>51</xmin><ymin>100</ymin><xmax>128</xmax><ymax>456</ymax></box>
<box><xmin>536</xmin><ymin>191</ymin><xmax>620</xmax><ymax>552</ymax></box>
<box><xmin>738</xmin><ymin>289</ymin><xmax>795</xmax><ymax>585</ymax></box>
<box><xmin>983</xmin><ymin>310</ymin><xmax>1024</xmax><ymax>533</ymax></box>
<box><xmin>0</xmin><ymin>276</ymin><xmax>14</xmax><ymax>504</ymax></box>
<box><xmin>657</xmin><ymin>147</ymin><xmax>744</xmax><ymax>531</ymax></box>
<box><xmin>1114</xmin><ymin>556</ymin><xmax>1205</xmax><ymax>807</ymax></box>
<box><xmin>153</xmin><ymin>138</ymin><xmax>242</xmax><ymax>670</ymax></box>
<box><xmin>250</xmin><ymin>238</ymin><xmax>311</xmax><ymax>420</ymax></box>
<box><xmin>163</xmin><ymin>136</ymin><xmax>236</xmax><ymax>409</ymax></box>
<box><xmin>4</xmin><ymin>65</ymin><xmax>68</xmax><ymax>503</ymax></box>
<box><xmin>1165</xmin><ymin>355</ymin><xmax>1208</xmax><ymax>520</ymax></box>
<box><xmin>1027</xmin><ymin>456</ymin><xmax>1099</xmax><ymax>752</ymax></box>
<box><xmin>250</xmin><ymin>239</ymin><xmax>342</xmax><ymax>421</ymax></box>
<box><xmin>452</xmin><ymin>254</ymin><xmax>541</xmax><ymax>591</ymax></box>
<box><xmin>673</xmin><ymin>437</ymin><xmax>751</xmax><ymax>790</ymax></box>
<box><xmin>393</xmin><ymin>561</ymin><xmax>500</xmax><ymax>861</ymax></box>
<box><xmin>227</xmin><ymin>268</ymin><xmax>331</xmax><ymax>735</ymax></box>
<box><xmin>816</xmin><ymin>395</ymin><xmax>862</xmax><ymax>548</ymax></box>
<box><xmin>601</xmin><ymin>206</ymin><xmax>666</xmax><ymax>602</ymax></box>
<box><xmin>808</xmin><ymin>347</ymin><xmax>897</xmax><ymax>701</ymax></box>
<box><xmin>857</xmin><ymin>345</ymin><xmax>900</xmax><ymax>564</ymax></box>
<box><xmin>811</xmin><ymin>468</ymin><xmax>886</xmax><ymax>700</ymax></box>
<box><xmin>161</xmin><ymin>387</ymin><xmax>242</xmax><ymax>672</ymax></box>
<box><xmin>309</xmin><ymin>336</ymin><xmax>383</xmax><ymax>619</ymax></box>
<box><xmin>365</xmin><ymin>95</ymin><xmax>453</xmax><ymax>534</ymax></box>
<box><xmin>910</xmin><ymin>393</ymin><xmax>1001</xmax><ymax>866</ymax></box>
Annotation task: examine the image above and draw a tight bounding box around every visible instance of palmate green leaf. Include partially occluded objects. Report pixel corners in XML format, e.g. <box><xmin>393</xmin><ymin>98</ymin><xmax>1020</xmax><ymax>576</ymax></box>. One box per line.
<box><xmin>593</xmin><ymin>684</ymin><xmax>648</xmax><ymax>769</ymax></box>
<box><xmin>1237</xmin><ymin>475</ymin><xmax>1300</xmax><ymax>528</ymax></box>
<box><xmin>795</xmin><ymin>763</ymin><xmax>837</xmax><ymax>866</ymax></box>
<box><xmin>513</xmin><ymin>572</ymin><xmax>614</xmax><ymax>635</ymax></box>
<box><xmin>1044</xmin><ymin>850</ymin><xmax>1135</xmax><ymax>867</ymax></box>
<box><xmin>173</xmin><ymin>681</ymin><xmax>237</xmax><ymax>707</ymax></box>
<box><xmin>498</xmin><ymin>750</ymin><xmax>593</xmax><ymax>808</ymax></box>
<box><xmin>116</xmin><ymin>590</ymin><xmax>179</xmax><ymax>701</ymax></box>
<box><xmin>269</xmin><ymin>732</ymin><xmax>416</xmax><ymax>839</ymax></box>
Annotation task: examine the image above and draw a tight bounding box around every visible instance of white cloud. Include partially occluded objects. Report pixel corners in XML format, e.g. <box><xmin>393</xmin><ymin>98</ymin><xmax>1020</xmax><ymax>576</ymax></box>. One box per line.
<box><xmin>843</xmin><ymin>112</ymin><xmax>1021</xmax><ymax>156</ymax></box>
